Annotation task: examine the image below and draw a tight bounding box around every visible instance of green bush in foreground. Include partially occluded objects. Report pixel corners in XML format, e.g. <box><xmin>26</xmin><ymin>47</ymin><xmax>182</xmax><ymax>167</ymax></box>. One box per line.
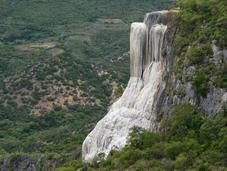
<box><xmin>97</xmin><ymin>105</ymin><xmax>226</xmax><ymax>170</ymax></box>
<box><xmin>61</xmin><ymin>104</ymin><xmax>227</xmax><ymax>171</ymax></box>
<box><xmin>56</xmin><ymin>160</ymin><xmax>83</xmax><ymax>171</ymax></box>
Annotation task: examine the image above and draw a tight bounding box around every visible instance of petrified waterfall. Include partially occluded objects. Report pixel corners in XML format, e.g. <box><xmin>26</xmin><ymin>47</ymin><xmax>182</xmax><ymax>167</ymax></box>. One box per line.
<box><xmin>82</xmin><ymin>11</ymin><xmax>170</xmax><ymax>163</ymax></box>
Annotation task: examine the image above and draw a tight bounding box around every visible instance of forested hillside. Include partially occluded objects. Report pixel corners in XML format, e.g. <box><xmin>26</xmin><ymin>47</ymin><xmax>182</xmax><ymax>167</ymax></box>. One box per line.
<box><xmin>0</xmin><ymin>0</ymin><xmax>170</xmax><ymax>169</ymax></box>
<box><xmin>58</xmin><ymin>0</ymin><xmax>227</xmax><ymax>170</ymax></box>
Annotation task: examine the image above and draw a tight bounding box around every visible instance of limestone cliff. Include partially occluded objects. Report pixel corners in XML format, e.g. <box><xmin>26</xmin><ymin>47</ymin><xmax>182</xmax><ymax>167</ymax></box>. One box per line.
<box><xmin>82</xmin><ymin>10</ymin><xmax>177</xmax><ymax>163</ymax></box>
<box><xmin>82</xmin><ymin>9</ymin><xmax>227</xmax><ymax>164</ymax></box>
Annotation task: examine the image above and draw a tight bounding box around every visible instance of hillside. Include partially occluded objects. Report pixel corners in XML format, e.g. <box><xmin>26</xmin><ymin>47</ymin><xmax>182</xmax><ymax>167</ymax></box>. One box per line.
<box><xmin>84</xmin><ymin>106</ymin><xmax>227</xmax><ymax>171</ymax></box>
<box><xmin>0</xmin><ymin>0</ymin><xmax>171</xmax><ymax>169</ymax></box>
<box><xmin>58</xmin><ymin>0</ymin><xmax>227</xmax><ymax>170</ymax></box>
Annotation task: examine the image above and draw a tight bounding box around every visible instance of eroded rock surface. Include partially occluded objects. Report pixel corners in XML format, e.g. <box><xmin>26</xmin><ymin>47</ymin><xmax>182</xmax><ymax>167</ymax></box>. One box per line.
<box><xmin>82</xmin><ymin>10</ymin><xmax>177</xmax><ymax>163</ymax></box>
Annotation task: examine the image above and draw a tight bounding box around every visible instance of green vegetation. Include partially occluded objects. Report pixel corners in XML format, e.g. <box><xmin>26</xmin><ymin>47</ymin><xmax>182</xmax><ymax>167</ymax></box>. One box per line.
<box><xmin>1</xmin><ymin>0</ymin><xmax>226</xmax><ymax>169</ymax></box>
<box><xmin>175</xmin><ymin>0</ymin><xmax>227</xmax><ymax>98</ymax></box>
<box><xmin>192</xmin><ymin>72</ymin><xmax>208</xmax><ymax>97</ymax></box>
<box><xmin>0</xmin><ymin>0</ymin><xmax>170</xmax><ymax>168</ymax></box>
<box><xmin>56</xmin><ymin>1</ymin><xmax>227</xmax><ymax>168</ymax></box>
<box><xmin>176</xmin><ymin>0</ymin><xmax>227</xmax><ymax>47</ymax></box>
<box><xmin>216</xmin><ymin>62</ymin><xmax>227</xmax><ymax>88</ymax></box>
<box><xmin>56</xmin><ymin>160</ymin><xmax>83</xmax><ymax>171</ymax></box>
<box><xmin>61</xmin><ymin>104</ymin><xmax>226</xmax><ymax>171</ymax></box>
<box><xmin>187</xmin><ymin>44</ymin><xmax>212</xmax><ymax>65</ymax></box>
<box><xmin>0</xmin><ymin>106</ymin><xmax>106</xmax><ymax>154</ymax></box>
<box><xmin>0</xmin><ymin>0</ymin><xmax>169</xmax><ymax>79</ymax></box>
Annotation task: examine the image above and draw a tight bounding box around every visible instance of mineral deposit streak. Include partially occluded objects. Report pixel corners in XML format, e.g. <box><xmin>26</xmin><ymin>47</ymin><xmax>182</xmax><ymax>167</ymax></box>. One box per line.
<box><xmin>82</xmin><ymin>11</ymin><xmax>169</xmax><ymax>163</ymax></box>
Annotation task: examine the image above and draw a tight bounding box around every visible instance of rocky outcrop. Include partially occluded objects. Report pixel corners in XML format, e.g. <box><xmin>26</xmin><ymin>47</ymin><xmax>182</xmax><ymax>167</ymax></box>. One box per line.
<box><xmin>82</xmin><ymin>9</ymin><xmax>227</xmax><ymax>164</ymax></box>
<box><xmin>0</xmin><ymin>150</ymin><xmax>81</xmax><ymax>171</ymax></box>
<box><xmin>82</xmin><ymin>10</ymin><xmax>177</xmax><ymax>164</ymax></box>
<box><xmin>159</xmin><ymin>39</ymin><xmax>227</xmax><ymax>117</ymax></box>
<box><xmin>0</xmin><ymin>154</ymin><xmax>56</xmax><ymax>171</ymax></box>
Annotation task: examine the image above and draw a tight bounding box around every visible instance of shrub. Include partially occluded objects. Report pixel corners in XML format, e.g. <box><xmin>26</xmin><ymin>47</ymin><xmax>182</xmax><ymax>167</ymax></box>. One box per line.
<box><xmin>119</xmin><ymin>149</ymin><xmax>143</xmax><ymax>166</ymax></box>
<box><xmin>56</xmin><ymin>160</ymin><xmax>83</xmax><ymax>171</ymax></box>
<box><xmin>173</xmin><ymin>153</ymin><xmax>188</xmax><ymax>170</ymax></box>
<box><xmin>0</xmin><ymin>148</ymin><xmax>7</xmax><ymax>155</ymax></box>
<box><xmin>82</xmin><ymin>105</ymin><xmax>227</xmax><ymax>170</ymax></box>
<box><xmin>114</xmin><ymin>86</ymin><xmax>124</xmax><ymax>98</ymax></box>
<box><xmin>199</xmin><ymin>116</ymin><xmax>227</xmax><ymax>144</ymax></box>
<box><xmin>163</xmin><ymin>104</ymin><xmax>203</xmax><ymax>139</ymax></box>
<box><xmin>149</xmin><ymin>142</ymin><xmax>167</xmax><ymax>159</ymax></box>
<box><xmin>175</xmin><ymin>35</ymin><xmax>190</xmax><ymax>52</ymax></box>
<box><xmin>192</xmin><ymin>72</ymin><xmax>208</xmax><ymax>97</ymax></box>
<box><xmin>215</xmin><ymin>62</ymin><xmax>227</xmax><ymax>89</ymax></box>
<box><xmin>187</xmin><ymin>45</ymin><xmax>212</xmax><ymax>65</ymax></box>
<box><xmin>129</xmin><ymin>131</ymin><xmax>161</xmax><ymax>150</ymax></box>
<box><xmin>166</xmin><ymin>141</ymin><xmax>186</xmax><ymax>160</ymax></box>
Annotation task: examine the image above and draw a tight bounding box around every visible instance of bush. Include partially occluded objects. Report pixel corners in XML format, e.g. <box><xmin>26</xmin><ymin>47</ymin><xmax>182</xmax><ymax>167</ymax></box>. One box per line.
<box><xmin>163</xmin><ymin>104</ymin><xmax>201</xmax><ymax>139</ymax></box>
<box><xmin>187</xmin><ymin>44</ymin><xmax>212</xmax><ymax>66</ymax></box>
<box><xmin>215</xmin><ymin>62</ymin><xmax>227</xmax><ymax>89</ymax></box>
<box><xmin>130</xmin><ymin>131</ymin><xmax>161</xmax><ymax>150</ymax></box>
<box><xmin>173</xmin><ymin>153</ymin><xmax>188</xmax><ymax>170</ymax></box>
<box><xmin>175</xmin><ymin>35</ymin><xmax>190</xmax><ymax>52</ymax></box>
<box><xmin>119</xmin><ymin>149</ymin><xmax>144</xmax><ymax>166</ymax></box>
<box><xmin>0</xmin><ymin>148</ymin><xmax>7</xmax><ymax>155</ymax></box>
<box><xmin>88</xmin><ymin>104</ymin><xmax>227</xmax><ymax>170</ymax></box>
<box><xmin>192</xmin><ymin>72</ymin><xmax>208</xmax><ymax>98</ymax></box>
<box><xmin>199</xmin><ymin>116</ymin><xmax>227</xmax><ymax>144</ymax></box>
<box><xmin>56</xmin><ymin>160</ymin><xmax>83</xmax><ymax>171</ymax></box>
<box><xmin>166</xmin><ymin>141</ymin><xmax>186</xmax><ymax>160</ymax></box>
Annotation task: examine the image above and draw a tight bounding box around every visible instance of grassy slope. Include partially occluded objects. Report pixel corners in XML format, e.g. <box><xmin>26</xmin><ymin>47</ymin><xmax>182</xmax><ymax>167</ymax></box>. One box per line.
<box><xmin>0</xmin><ymin>0</ymin><xmax>170</xmax><ymax>160</ymax></box>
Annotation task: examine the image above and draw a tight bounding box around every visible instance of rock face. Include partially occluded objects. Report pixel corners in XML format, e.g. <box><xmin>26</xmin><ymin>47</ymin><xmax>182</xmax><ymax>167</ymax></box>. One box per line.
<box><xmin>82</xmin><ymin>9</ymin><xmax>227</xmax><ymax>164</ymax></box>
<box><xmin>0</xmin><ymin>155</ymin><xmax>56</xmax><ymax>171</ymax></box>
<box><xmin>82</xmin><ymin>10</ymin><xmax>177</xmax><ymax>163</ymax></box>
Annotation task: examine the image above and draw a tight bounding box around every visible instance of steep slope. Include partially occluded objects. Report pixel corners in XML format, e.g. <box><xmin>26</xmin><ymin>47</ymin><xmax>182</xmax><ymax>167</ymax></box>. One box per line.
<box><xmin>157</xmin><ymin>0</ymin><xmax>227</xmax><ymax>117</ymax></box>
<box><xmin>82</xmin><ymin>10</ymin><xmax>176</xmax><ymax>163</ymax></box>
<box><xmin>87</xmin><ymin>106</ymin><xmax>227</xmax><ymax>171</ymax></box>
<box><xmin>82</xmin><ymin>0</ymin><xmax>227</xmax><ymax>166</ymax></box>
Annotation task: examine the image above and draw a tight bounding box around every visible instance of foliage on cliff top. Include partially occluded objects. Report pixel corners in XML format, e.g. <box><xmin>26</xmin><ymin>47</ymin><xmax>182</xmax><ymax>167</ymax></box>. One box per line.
<box><xmin>176</xmin><ymin>0</ymin><xmax>227</xmax><ymax>47</ymax></box>
<box><xmin>175</xmin><ymin>0</ymin><xmax>227</xmax><ymax>98</ymax></box>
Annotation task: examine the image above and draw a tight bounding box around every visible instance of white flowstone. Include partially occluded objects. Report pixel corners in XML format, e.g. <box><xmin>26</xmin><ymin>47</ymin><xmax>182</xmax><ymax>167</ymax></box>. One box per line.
<box><xmin>82</xmin><ymin>11</ymin><xmax>168</xmax><ymax>163</ymax></box>
<box><xmin>130</xmin><ymin>22</ymin><xmax>146</xmax><ymax>77</ymax></box>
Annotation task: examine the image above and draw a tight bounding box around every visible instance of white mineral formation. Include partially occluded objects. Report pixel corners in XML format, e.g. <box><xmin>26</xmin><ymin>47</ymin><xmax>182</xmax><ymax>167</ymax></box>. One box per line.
<box><xmin>82</xmin><ymin>11</ymin><xmax>169</xmax><ymax>163</ymax></box>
